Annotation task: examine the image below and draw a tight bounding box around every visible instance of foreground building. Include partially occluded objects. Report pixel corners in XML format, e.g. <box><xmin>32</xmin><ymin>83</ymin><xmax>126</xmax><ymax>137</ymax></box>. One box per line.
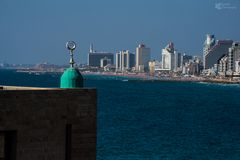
<box><xmin>135</xmin><ymin>44</ymin><xmax>151</xmax><ymax>72</ymax></box>
<box><xmin>0</xmin><ymin>41</ymin><xmax>97</xmax><ymax>160</ymax></box>
<box><xmin>0</xmin><ymin>86</ymin><xmax>96</xmax><ymax>160</ymax></box>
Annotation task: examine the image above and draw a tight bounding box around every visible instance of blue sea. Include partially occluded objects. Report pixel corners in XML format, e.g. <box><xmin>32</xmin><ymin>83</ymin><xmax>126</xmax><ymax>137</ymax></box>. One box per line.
<box><xmin>1</xmin><ymin>69</ymin><xmax>240</xmax><ymax>160</ymax></box>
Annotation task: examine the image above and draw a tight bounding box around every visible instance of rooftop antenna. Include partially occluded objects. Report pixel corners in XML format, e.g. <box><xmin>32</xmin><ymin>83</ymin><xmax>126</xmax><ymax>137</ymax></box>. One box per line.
<box><xmin>66</xmin><ymin>41</ymin><xmax>76</xmax><ymax>68</ymax></box>
<box><xmin>90</xmin><ymin>43</ymin><xmax>94</xmax><ymax>53</ymax></box>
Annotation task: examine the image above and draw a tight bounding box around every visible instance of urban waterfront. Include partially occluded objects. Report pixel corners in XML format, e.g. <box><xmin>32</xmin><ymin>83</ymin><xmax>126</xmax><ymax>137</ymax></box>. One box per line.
<box><xmin>1</xmin><ymin>69</ymin><xmax>240</xmax><ymax>159</ymax></box>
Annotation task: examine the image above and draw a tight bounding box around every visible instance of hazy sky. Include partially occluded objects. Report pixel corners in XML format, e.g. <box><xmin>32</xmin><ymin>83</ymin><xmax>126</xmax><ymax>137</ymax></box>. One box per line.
<box><xmin>0</xmin><ymin>0</ymin><xmax>240</xmax><ymax>64</ymax></box>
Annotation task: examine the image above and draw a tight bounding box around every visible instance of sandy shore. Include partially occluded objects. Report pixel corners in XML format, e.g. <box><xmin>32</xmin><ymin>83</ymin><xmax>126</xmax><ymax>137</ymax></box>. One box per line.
<box><xmin>82</xmin><ymin>72</ymin><xmax>240</xmax><ymax>84</ymax></box>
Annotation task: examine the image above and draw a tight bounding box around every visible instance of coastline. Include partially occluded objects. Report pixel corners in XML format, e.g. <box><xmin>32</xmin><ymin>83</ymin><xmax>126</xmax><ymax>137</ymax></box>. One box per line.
<box><xmin>81</xmin><ymin>71</ymin><xmax>240</xmax><ymax>84</ymax></box>
<box><xmin>3</xmin><ymin>68</ymin><xmax>240</xmax><ymax>85</ymax></box>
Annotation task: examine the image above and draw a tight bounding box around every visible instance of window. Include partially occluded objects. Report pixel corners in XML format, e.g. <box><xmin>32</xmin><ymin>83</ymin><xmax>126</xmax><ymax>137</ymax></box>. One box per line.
<box><xmin>0</xmin><ymin>134</ymin><xmax>4</xmax><ymax>160</ymax></box>
<box><xmin>65</xmin><ymin>124</ymin><xmax>72</xmax><ymax>160</ymax></box>
<box><xmin>0</xmin><ymin>131</ymin><xmax>17</xmax><ymax>160</ymax></box>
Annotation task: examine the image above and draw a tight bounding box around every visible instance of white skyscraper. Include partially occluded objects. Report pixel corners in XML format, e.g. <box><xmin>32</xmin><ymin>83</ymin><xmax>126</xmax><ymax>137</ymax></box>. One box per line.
<box><xmin>161</xmin><ymin>42</ymin><xmax>175</xmax><ymax>71</ymax></box>
<box><xmin>135</xmin><ymin>44</ymin><xmax>151</xmax><ymax>72</ymax></box>
<box><xmin>203</xmin><ymin>34</ymin><xmax>215</xmax><ymax>69</ymax></box>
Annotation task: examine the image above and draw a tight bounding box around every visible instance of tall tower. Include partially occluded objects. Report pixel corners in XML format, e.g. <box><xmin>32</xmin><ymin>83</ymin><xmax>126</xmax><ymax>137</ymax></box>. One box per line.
<box><xmin>135</xmin><ymin>44</ymin><xmax>151</xmax><ymax>72</ymax></box>
<box><xmin>228</xmin><ymin>42</ymin><xmax>240</xmax><ymax>74</ymax></box>
<box><xmin>116</xmin><ymin>50</ymin><xmax>135</xmax><ymax>72</ymax></box>
<box><xmin>162</xmin><ymin>42</ymin><xmax>175</xmax><ymax>71</ymax></box>
<box><xmin>203</xmin><ymin>34</ymin><xmax>215</xmax><ymax>69</ymax></box>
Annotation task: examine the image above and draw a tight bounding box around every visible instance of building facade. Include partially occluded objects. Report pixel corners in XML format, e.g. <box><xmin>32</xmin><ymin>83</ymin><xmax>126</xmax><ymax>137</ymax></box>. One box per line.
<box><xmin>227</xmin><ymin>42</ymin><xmax>240</xmax><ymax>75</ymax></box>
<box><xmin>116</xmin><ymin>50</ymin><xmax>135</xmax><ymax>72</ymax></box>
<box><xmin>174</xmin><ymin>51</ymin><xmax>182</xmax><ymax>72</ymax></box>
<box><xmin>203</xmin><ymin>34</ymin><xmax>233</xmax><ymax>69</ymax></box>
<box><xmin>203</xmin><ymin>34</ymin><xmax>216</xmax><ymax>69</ymax></box>
<box><xmin>0</xmin><ymin>86</ymin><xmax>97</xmax><ymax>160</ymax></box>
<box><xmin>218</xmin><ymin>55</ymin><xmax>228</xmax><ymax>76</ymax></box>
<box><xmin>161</xmin><ymin>42</ymin><xmax>175</xmax><ymax>71</ymax></box>
<box><xmin>88</xmin><ymin>44</ymin><xmax>114</xmax><ymax>67</ymax></box>
<box><xmin>100</xmin><ymin>57</ymin><xmax>111</xmax><ymax>68</ymax></box>
<box><xmin>88</xmin><ymin>53</ymin><xmax>114</xmax><ymax>67</ymax></box>
<box><xmin>181</xmin><ymin>54</ymin><xmax>193</xmax><ymax>67</ymax></box>
<box><xmin>148</xmin><ymin>61</ymin><xmax>155</xmax><ymax>76</ymax></box>
<box><xmin>135</xmin><ymin>44</ymin><xmax>151</xmax><ymax>72</ymax></box>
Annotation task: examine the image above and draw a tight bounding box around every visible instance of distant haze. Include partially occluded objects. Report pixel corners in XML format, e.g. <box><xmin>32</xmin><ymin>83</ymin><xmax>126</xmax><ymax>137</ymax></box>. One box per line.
<box><xmin>0</xmin><ymin>0</ymin><xmax>240</xmax><ymax>65</ymax></box>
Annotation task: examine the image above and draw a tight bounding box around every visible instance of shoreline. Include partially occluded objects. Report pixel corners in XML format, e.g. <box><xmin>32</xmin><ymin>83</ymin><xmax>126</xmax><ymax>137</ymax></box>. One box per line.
<box><xmin>82</xmin><ymin>72</ymin><xmax>240</xmax><ymax>84</ymax></box>
<box><xmin>6</xmin><ymin>68</ymin><xmax>240</xmax><ymax>85</ymax></box>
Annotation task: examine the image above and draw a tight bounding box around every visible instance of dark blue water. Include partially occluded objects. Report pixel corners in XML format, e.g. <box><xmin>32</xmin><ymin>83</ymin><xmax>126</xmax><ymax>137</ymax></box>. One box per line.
<box><xmin>1</xmin><ymin>69</ymin><xmax>240</xmax><ymax>160</ymax></box>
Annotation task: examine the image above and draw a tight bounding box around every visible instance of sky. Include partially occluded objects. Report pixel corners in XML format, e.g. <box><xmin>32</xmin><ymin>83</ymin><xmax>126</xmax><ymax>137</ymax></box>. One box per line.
<box><xmin>0</xmin><ymin>0</ymin><xmax>240</xmax><ymax>65</ymax></box>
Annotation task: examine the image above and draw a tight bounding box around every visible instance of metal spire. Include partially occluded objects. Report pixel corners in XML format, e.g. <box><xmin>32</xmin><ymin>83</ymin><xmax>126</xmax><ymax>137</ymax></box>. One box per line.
<box><xmin>90</xmin><ymin>43</ymin><xmax>94</xmax><ymax>53</ymax></box>
<box><xmin>66</xmin><ymin>41</ymin><xmax>76</xmax><ymax>68</ymax></box>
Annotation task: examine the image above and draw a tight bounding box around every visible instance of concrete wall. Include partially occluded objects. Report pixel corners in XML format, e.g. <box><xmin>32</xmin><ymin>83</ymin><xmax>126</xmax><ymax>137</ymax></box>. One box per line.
<box><xmin>0</xmin><ymin>87</ymin><xmax>97</xmax><ymax>160</ymax></box>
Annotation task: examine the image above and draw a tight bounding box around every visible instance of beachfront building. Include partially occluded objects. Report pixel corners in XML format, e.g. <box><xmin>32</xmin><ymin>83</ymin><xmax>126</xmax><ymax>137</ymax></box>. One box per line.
<box><xmin>181</xmin><ymin>54</ymin><xmax>193</xmax><ymax>68</ymax></box>
<box><xmin>116</xmin><ymin>50</ymin><xmax>135</xmax><ymax>72</ymax></box>
<box><xmin>135</xmin><ymin>44</ymin><xmax>151</xmax><ymax>72</ymax></box>
<box><xmin>218</xmin><ymin>55</ymin><xmax>228</xmax><ymax>76</ymax></box>
<box><xmin>189</xmin><ymin>61</ymin><xmax>201</xmax><ymax>75</ymax></box>
<box><xmin>235</xmin><ymin>60</ymin><xmax>240</xmax><ymax>74</ymax></box>
<box><xmin>100</xmin><ymin>57</ymin><xmax>111</xmax><ymax>68</ymax></box>
<box><xmin>161</xmin><ymin>42</ymin><xmax>175</xmax><ymax>71</ymax></box>
<box><xmin>174</xmin><ymin>51</ymin><xmax>182</xmax><ymax>72</ymax></box>
<box><xmin>203</xmin><ymin>34</ymin><xmax>215</xmax><ymax>69</ymax></box>
<box><xmin>203</xmin><ymin>34</ymin><xmax>233</xmax><ymax>69</ymax></box>
<box><xmin>148</xmin><ymin>60</ymin><xmax>156</xmax><ymax>76</ymax></box>
<box><xmin>88</xmin><ymin>43</ymin><xmax>114</xmax><ymax>67</ymax></box>
<box><xmin>227</xmin><ymin>42</ymin><xmax>240</xmax><ymax>75</ymax></box>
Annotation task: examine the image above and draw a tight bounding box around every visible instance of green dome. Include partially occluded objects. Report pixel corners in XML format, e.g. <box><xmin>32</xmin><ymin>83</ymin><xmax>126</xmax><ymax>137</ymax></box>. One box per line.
<box><xmin>60</xmin><ymin>68</ymin><xmax>83</xmax><ymax>88</ymax></box>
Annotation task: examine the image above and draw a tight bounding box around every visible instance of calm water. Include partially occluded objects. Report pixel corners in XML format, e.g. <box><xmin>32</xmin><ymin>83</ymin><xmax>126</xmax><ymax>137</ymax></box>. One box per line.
<box><xmin>1</xmin><ymin>69</ymin><xmax>240</xmax><ymax>160</ymax></box>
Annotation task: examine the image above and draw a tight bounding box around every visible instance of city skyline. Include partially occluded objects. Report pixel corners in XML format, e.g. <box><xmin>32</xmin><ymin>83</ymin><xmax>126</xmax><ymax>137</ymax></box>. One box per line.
<box><xmin>0</xmin><ymin>0</ymin><xmax>240</xmax><ymax>65</ymax></box>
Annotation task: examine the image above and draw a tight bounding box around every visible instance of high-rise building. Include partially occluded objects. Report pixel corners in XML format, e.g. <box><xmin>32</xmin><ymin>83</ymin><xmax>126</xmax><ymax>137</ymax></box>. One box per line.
<box><xmin>181</xmin><ymin>54</ymin><xmax>193</xmax><ymax>67</ymax></box>
<box><xmin>135</xmin><ymin>44</ymin><xmax>151</xmax><ymax>72</ymax></box>
<box><xmin>187</xmin><ymin>60</ymin><xmax>201</xmax><ymax>75</ymax></box>
<box><xmin>203</xmin><ymin>35</ymin><xmax>215</xmax><ymax>68</ymax></box>
<box><xmin>161</xmin><ymin>42</ymin><xmax>175</xmax><ymax>71</ymax></box>
<box><xmin>174</xmin><ymin>51</ymin><xmax>182</xmax><ymax>72</ymax></box>
<box><xmin>235</xmin><ymin>60</ymin><xmax>240</xmax><ymax>74</ymax></box>
<box><xmin>203</xmin><ymin>34</ymin><xmax>233</xmax><ymax>69</ymax></box>
<box><xmin>218</xmin><ymin>55</ymin><xmax>228</xmax><ymax>76</ymax></box>
<box><xmin>88</xmin><ymin>44</ymin><xmax>114</xmax><ymax>67</ymax></box>
<box><xmin>116</xmin><ymin>50</ymin><xmax>135</xmax><ymax>72</ymax></box>
<box><xmin>227</xmin><ymin>42</ymin><xmax>240</xmax><ymax>74</ymax></box>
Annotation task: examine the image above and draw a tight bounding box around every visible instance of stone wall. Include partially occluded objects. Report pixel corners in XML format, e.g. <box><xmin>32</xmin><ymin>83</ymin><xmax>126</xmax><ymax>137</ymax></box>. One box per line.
<box><xmin>0</xmin><ymin>87</ymin><xmax>97</xmax><ymax>160</ymax></box>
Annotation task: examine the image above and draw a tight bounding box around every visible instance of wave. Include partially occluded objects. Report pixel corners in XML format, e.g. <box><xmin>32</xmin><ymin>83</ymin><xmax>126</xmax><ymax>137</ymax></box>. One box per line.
<box><xmin>196</xmin><ymin>81</ymin><xmax>240</xmax><ymax>88</ymax></box>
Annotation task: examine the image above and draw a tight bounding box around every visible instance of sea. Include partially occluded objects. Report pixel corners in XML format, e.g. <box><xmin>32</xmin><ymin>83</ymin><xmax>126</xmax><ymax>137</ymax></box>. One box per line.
<box><xmin>1</xmin><ymin>69</ymin><xmax>240</xmax><ymax>160</ymax></box>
